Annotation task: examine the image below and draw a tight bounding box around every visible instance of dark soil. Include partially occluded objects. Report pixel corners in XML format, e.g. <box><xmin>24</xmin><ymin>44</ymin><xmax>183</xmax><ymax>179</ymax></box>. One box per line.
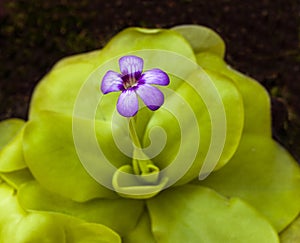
<box><xmin>0</xmin><ymin>0</ymin><xmax>299</xmax><ymax>161</ymax></box>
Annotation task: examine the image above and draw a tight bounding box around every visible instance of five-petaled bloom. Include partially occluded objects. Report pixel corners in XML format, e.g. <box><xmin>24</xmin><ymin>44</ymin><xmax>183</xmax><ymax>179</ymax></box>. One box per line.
<box><xmin>101</xmin><ymin>55</ymin><xmax>170</xmax><ymax>117</ymax></box>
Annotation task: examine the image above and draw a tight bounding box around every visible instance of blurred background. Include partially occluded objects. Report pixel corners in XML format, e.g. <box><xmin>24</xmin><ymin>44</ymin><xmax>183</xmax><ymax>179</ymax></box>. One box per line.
<box><xmin>0</xmin><ymin>0</ymin><xmax>299</xmax><ymax>161</ymax></box>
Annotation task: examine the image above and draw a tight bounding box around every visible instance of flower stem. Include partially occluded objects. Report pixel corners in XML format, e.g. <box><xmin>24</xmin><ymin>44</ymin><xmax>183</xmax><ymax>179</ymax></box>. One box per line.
<box><xmin>128</xmin><ymin>117</ymin><xmax>157</xmax><ymax>175</ymax></box>
<box><xmin>128</xmin><ymin>117</ymin><xmax>142</xmax><ymax>148</ymax></box>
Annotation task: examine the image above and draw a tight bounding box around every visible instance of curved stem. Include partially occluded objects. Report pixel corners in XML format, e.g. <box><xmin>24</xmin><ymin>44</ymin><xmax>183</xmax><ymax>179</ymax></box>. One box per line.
<box><xmin>128</xmin><ymin>117</ymin><xmax>141</xmax><ymax>148</ymax></box>
<box><xmin>128</xmin><ymin>117</ymin><xmax>155</xmax><ymax>175</ymax></box>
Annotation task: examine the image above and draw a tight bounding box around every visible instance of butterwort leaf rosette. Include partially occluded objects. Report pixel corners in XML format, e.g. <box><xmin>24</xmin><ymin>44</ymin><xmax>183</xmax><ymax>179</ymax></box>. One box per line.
<box><xmin>0</xmin><ymin>25</ymin><xmax>299</xmax><ymax>242</ymax></box>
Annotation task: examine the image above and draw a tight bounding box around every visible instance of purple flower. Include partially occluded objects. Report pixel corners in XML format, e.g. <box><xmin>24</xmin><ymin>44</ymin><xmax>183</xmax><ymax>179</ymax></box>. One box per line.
<box><xmin>101</xmin><ymin>55</ymin><xmax>170</xmax><ymax>117</ymax></box>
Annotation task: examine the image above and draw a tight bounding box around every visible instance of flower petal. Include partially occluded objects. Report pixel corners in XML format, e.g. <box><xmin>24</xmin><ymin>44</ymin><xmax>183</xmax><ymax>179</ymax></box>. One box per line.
<box><xmin>117</xmin><ymin>90</ymin><xmax>139</xmax><ymax>117</ymax></box>
<box><xmin>101</xmin><ymin>71</ymin><xmax>123</xmax><ymax>94</ymax></box>
<box><xmin>119</xmin><ymin>56</ymin><xmax>143</xmax><ymax>75</ymax></box>
<box><xmin>136</xmin><ymin>84</ymin><xmax>164</xmax><ymax>111</ymax></box>
<box><xmin>140</xmin><ymin>68</ymin><xmax>170</xmax><ymax>86</ymax></box>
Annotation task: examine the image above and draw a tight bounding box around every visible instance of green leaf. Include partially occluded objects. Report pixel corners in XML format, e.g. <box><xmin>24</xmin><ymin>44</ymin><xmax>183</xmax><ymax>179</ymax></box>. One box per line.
<box><xmin>0</xmin><ymin>119</ymin><xmax>27</xmax><ymax>173</ymax></box>
<box><xmin>29</xmin><ymin>60</ymin><xmax>96</xmax><ymax>119</ymax></box>
<box><xmin>0</xmin><ymin>125</ymin><xmax>27</xmax><ymax>172</ymax></box>
<box><xmin>5</xmin><ymin>213</ymin><xmax>65</xmax><ymax>243</ymax></box>
<box><xmin>0</xmin><ymin>168</ymin><xmax>33</xmax><ymax>189</ymax></box>
<box><xmin>0</xmin><ymin>183</ymin><xmax>121</xmax><ymax>243</ymax></box>
<box><xmin>172</xmin><ymin>25</ymin><xmax>226</xmax><ymax>58</ymax></box>
<box><xmin>144</xmin><ymin>68</ymin><xmax>244</xmax><ymax>184</ymax></box>
<box><xmin>123</xmin><ymin>212</ymin><xmax>156</xmax><ymax>243</ymax></box>
<box><xmin>63</xmin><ymin>221</ymin><xmax>121</xmax><ymax>243</ymax></box>
<box><xmin>0</xmin><ymin>118</ymin><xmax>25</xmax><ymax>150</ymax></box>
<box><xmin>9</xmin><ymin>213</ymin><xmax>122</xmax><ymax>243</ymax></box>
<box><xmin>18</xmin><ymin>180</ymin><xmax>144</xmax><ymax>237</ymax></box>
<box><xmin>280</xmin><ymin>214</ymin><xmax>300</xmax><ymax>242</ymax></box>
<box><xmin>23</xmin><ymin>111</ymin><xmax>125</xmax><ymax>201</ymax></box>
<box><xmin>196</xmin><ymin>52</ymin><xmax>271</xmax><ymax>136</ymax></box>
<box><xmin>147</xmin><ymin>185</ymin><xmax>278</xmax><ymax>243</ymax></box>
<box><xmin>99</xmin><ymin>27</ymin><xmax>196</xmax><ymax>63</ymax></box>
<box><xmin>0</xmin><ymin>183</ymin><xmax>25</xmax><ymax>231</ymax></box>
<box><xmin>198</xmin><ymin>134</ymin><xmax>300</xmax><ymax>232</ymax></box>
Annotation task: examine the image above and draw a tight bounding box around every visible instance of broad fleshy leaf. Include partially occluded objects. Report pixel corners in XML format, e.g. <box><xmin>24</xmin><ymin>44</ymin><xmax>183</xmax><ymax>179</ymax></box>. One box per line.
<box><xmin>29</xmin><ymin>60</ymin><xmax>97</xmax><ymax>119</ymax></box>
<box><xmin>0</xmin><ymin>119</ymin><xmax>26</xmax><ymax>172</ymax></box>
<box><xmin>172</xmin><ymin>24</ymin><xmax>225</xmax><ymax>58</ymax></box>
<box><xmin>0</xmin><ymin>168</ymin><xmax>33</xmax><ymax>189</ymax></box>
<box><xmin>18</xmin><ymin>180</ymin><xmax>144</xmax><ymax>237</ymax></box>
<box><xmin>8</xmin><ymin>212</ymin><xmax>122</xmax><ymax>243</ymax></box>
<box><xmin>23</xmin><ymin>111</ymin><xmax>127</xmax><ymax>201</ymax></box>
<box><xmin>0</xmin><ymin>118</ymin><xmax>25</xmax><ymax>150</ymax></box>
<box><xmin>0</xmin><ymin>183</ymin><xmax>121</xmax><ymax>243</ymax></box>
<box><xmin>147</xmin><ymin>185</ymin><xmax>278</xmax><ymax>243</ymax></box>
<box><xmin>123</xmin><ymin>212</ymin><xmax>156</xmax><ymax>243</ymax></box>
<box><xmin>198</xmin><ymin>134</ymin><xmax>300</xmax><ymax>232</ymax></box>
<box><xmin>196</xmin><ymin>52</ymin><xmax>271</xmax><ymax>136</ymax></box>
<box><xmin>280</xmin><ymin>215</ymin><xmax>300</xmax><ymax>242</ymax></box>
<box><xmin>99</xmin><ymin>27</ymin><xmax>196</xmax><ymax>64</ymax></box>
<box><xmin>144</xmin><ymin>68</ymin><xmax>244</xmax><ymax>184</ymax></box>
